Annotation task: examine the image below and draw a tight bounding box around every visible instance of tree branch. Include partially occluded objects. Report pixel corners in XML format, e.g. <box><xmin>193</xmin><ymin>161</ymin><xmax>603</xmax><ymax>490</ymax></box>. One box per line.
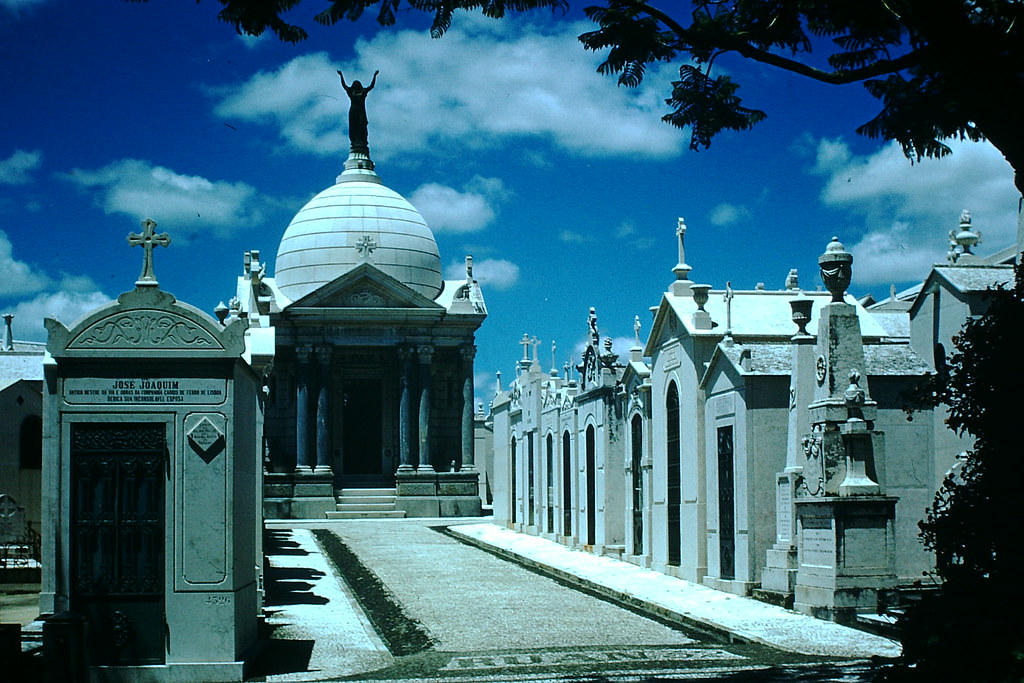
<box><xmin>636</xmin><ymin>1</ymin><xmax>921</xmax><ymax>85</ymax></box>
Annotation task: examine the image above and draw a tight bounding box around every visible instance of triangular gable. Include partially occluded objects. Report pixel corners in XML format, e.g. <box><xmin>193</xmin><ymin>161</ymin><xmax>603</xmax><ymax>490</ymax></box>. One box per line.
<box><xmin>643</xmin><ymin>295</ymin><xmax>686</xmax><ymax>357</ymax></box>
<box><xmin>285</xmin><ymin>262</ymin><xmax>444</xmax><ymax>311</ymax></box>
<box><xmin>908</xmin><ymin>265</ymin><xmax>1014</xmax><ymax>318</ymax></box>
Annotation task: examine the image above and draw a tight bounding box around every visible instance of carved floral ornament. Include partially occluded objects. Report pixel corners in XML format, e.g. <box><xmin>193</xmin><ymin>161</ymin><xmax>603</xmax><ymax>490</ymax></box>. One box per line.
<box><xmin>70</xmin><ymin>310</ymin><xmax>219</xmax><ymax>350</ymax></box>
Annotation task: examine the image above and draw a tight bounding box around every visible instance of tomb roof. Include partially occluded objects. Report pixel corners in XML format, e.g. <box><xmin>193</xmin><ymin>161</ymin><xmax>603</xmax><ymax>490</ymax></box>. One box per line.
<box><xmin>275</xmin><ymin>162</ymin><xmax>443</xmax><ymax>303</ymax></box>
<box><xmin>659</xmin><ymin>289</ymin><xmax>890</xmax><ymax>341</ymax></box>
<box><xmin>701</xmin><ymin>340</ymin><xmax>929</xmax><ymax>387</ymax></box>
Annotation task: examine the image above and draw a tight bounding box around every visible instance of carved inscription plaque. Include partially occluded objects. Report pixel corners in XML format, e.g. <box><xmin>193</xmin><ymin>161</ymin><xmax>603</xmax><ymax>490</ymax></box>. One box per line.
<box><xmin>65</xmin><ymin>378</ymin><xmax>227</xmax><ymax>405</ymax></box>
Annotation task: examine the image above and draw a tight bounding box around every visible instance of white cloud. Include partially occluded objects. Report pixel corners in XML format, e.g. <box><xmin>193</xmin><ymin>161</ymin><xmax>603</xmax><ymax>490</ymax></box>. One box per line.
<box><xmin>446</xmin><ymin>257</ymin><xmax>520</xmax><ymax>290</ymax></box>
<box><xmin>409</xmin><ymin>176</ymin><xmax>510</xmax><ymax>233</ymax></box>
<box><xmin>62</xmin><ymin>159</ymin><xmax>265</xmax><ymax>238</ymax></box>
<box><xmin>0</xmin><ymin>149</ymin><xmax>42</xmax><ymax>185</ymax></box>
<box><xmin>0</xmin><ymin>228</ymin><xmax>112</xmax><ymax>341</ymax></box>
<box><xmin>213</xmin><ymin>17</ymin><xmax>684</xmax><ymax>161</ymax></box>
<box><xmin>11</xmin><ymin>290</ymin><xmax>113</xmax><ymax>342</ymax></box>
<box><xmin>559</xmin><ymin>230</ymin><xmax>589</xmax><ymax>243</ymax></box>
<box><xmin>709</xmin><ymin>202</ymin><xmax>752</xmax><ymax>228</ymax></box>
<box><xmin>0</xmin><ymin>229</ymin><xmax>51</xmax><ymax>296</ymax></box>
<box><xmin>811</xmin><ymin>137</ymin><xmax>1018</xmax><ymax>285</ymax></box>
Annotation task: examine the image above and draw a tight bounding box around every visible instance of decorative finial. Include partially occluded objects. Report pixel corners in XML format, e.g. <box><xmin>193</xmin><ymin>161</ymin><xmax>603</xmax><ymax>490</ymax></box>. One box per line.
<box><xmin>948</xmin><ymin>209</ymin><xmax>982</xmax><ymax>262</ymax></box>
<box><xmin>466</xmin><ymin>255</ymin><xmax>474</xmax><ymax>281</ymax></box>
<box><xmin>495</xmin><ymin>370</ymin><xmax>502</xmax><ymax>393</ymax></box>
<box><xmin>785</xmin><ymin>268</ymin><xmax>799</xmax><ymax>291</ymax></box>
<box><xmin>723</xmin><ymin>281</ymin><xmax>734</xmax><ymax>346</ymax></box>
<box><xmin>790</xmin><ymin>297</ymin><xmax>813</xmax><ymax>338</ymax></box>
<box><xmin>214</xmin><ymin>301</ymin><xmax>229</xmax><ymax>326</ymax></box>
<box><xmin>3</xmin><ymin>313</ymin><xmax>13</xmax><ymax>351</ymax></box>
<box><xmin>587</xmin><ymin>307</ymin><xmax>599</xmax><ymax>348</ymax></box>
<box><xmin>127</xmin><ymin>218</ymin><xmax>170</xmax><ymax>287</ymax></box>
<box><xmin>551</xmin><ymin>340</ymin><xmax>557</xmax><ymax>374</ymax></box>
<box><xmin>819</xmin><ymin>236</ymin><xmax>853</xmax><ymax>303</ymax></box>
<box><xmin>633</xmin><ymin>315</ymin><xmax>642</xmax><ymax>346</ymax></box>
<box><xmin>691</xmin><ymin>284</ymin><xmax>711</xmax><ymax>311</ymax></box>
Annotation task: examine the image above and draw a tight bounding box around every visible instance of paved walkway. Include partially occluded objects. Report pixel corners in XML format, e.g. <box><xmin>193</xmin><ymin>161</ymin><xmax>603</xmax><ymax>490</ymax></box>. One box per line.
<box><xmin>447</xmin><ymin>523</ymin><xmax>901</xmax><ymax>659</ymax></box>
<box><xmin>263</xmin><ymin>518</ymin><xmax>899</xmax><ymax>681</ymax></box>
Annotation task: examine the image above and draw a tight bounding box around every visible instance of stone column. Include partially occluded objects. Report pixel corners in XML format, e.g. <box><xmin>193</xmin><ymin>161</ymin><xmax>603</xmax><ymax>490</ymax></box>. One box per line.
<box><xmin>295</xmin><ymin>345</ymin><xmax>313</xmax><ymax>471</ymax></box>
<box><xmin>397</xmin><ymin>348</ymin><xmax>415</xmax><ymax>472</ymax></box>
<box><xmin>460</xmin><ymin>345</ymin><xmax>477</xmax><ymax>472</ymax></box>
<box><xmin>416</xmin><ymin>345</ymin><xmax>435</xmax><ymax>472</ymax></box>
<box><xmin>314</xmin><ymin>346</ymin><xmax>332</xmax><ymax>474</ymax></box>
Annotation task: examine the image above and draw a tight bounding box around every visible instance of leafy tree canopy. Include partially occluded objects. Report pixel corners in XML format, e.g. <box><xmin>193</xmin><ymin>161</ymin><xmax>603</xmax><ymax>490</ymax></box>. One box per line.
<box><xmin>148</xmin><ymin>0</ymin><xmax>1024</xmax><ymax>193</ymax></box>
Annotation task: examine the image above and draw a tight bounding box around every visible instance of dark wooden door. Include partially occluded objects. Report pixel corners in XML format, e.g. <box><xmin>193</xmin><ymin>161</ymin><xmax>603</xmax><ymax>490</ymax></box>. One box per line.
<box><xmin>717</xmin><ymin>425</ymin><xmax>735</xmax><ymax>581</ymax></box>
<box><xmin>342</xmin><ymin>378</ymin><xmax>383</xmax><ymax>478</ymax></box>
<box><xmin>666</xmin><ymin>385</ymin><xmax>681</xmax><ymax>566</ymax></box>
<box><xmin>631</xmin><ymin>415</ymin><xmax>644</xmax><ymax>554</ymax></box>
<box><xmin>70</xmin><ymin>422</ymin><xmax>165</xmax><ymax>665</ymax></box>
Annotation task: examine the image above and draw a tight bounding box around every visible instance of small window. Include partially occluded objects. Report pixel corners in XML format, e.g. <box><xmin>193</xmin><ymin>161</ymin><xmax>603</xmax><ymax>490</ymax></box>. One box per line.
<box><xmin>19</xmin><ymin>415</ymin><xmax>43</xmax><ymax>469</ymax></box>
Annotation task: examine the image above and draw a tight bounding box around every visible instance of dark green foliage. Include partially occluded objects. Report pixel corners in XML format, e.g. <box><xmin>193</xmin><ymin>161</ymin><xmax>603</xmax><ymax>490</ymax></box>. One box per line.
<box><xmin>881</xmin><ymin>262</ymin><xmax>1024</xmax><ymax>683</ymax></box>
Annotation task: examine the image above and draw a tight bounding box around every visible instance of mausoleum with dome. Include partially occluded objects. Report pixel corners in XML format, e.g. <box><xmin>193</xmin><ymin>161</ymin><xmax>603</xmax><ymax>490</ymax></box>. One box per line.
<box><xmin>231</xmin><ymin>83</ymin><xmax>487</xmax><ymax>519</ymax></box>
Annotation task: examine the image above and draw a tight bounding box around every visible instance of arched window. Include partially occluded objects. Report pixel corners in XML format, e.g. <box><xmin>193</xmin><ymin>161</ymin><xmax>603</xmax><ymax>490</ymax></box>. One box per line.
<box><xmin>562</xmin><ymin>431</ymin><xmax>572</xmax><ymax>537</ymax></box>
<box><xmin>510</xmin><ymin>437</ymin><xmax>517</xmax><ymax>524</ymax></box>
<box><xmin>20</xmin><ymin>415</ymin><xmax>43</xmax><ymax>469</ymax></box>
<box><xmin>585</xmin><ymin>425</ymin><xmax>596</xmax><ymax>546</ymax></box>
<box><xmin>666</xmin><ymin>382</ymin><xmax>681</xmax><ymax>566</ymax></box>
<box><xmin>631</xmin><ymin>414</ymin><xmax>643</xmax><ymax>554</ymax></box>
<box><xmin>545</xmin><ymin>433</ymin><xmax>554</xmax><ymax>534</ymax></box>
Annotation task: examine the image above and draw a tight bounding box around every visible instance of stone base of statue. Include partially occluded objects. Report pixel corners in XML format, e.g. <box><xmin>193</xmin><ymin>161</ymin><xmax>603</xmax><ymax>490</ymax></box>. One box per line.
<box><xmin>395</xmin><ymin>470</ymin><xmax>482</xmax><ymax>517</ymax></box>
<box><xmin>793</xmin><ymin>496</ymin><xmax>898</xmax><ymax>624</ymax></box>
<box><xmin>263</xmin><ymin>471</ymin><xmax>336</xmax><ymax>519</ymax></box>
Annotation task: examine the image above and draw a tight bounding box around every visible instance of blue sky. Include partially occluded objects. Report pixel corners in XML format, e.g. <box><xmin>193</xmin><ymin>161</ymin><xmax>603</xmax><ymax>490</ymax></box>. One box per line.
<box><xmin>1</xmin><ymin>0</ymin><xmax>1019</xmax><ymax>397</ymax></box>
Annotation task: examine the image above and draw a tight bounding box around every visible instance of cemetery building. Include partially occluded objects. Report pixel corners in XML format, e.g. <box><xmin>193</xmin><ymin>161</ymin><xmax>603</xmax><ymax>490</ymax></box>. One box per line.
<box><xmin>0</xmin><ymin>314</ymin><xmax>45</xmax><ymax>540</ymax></box>
<box><xmin>490</xmin><ymin>218</ymin><xmax>972</xmax><ymax>623</ymax></box>
<box><xmin>230</xmin><ymin>88</ymin><xmax>487</xmax><ymax>519</ymax></box>
<box><xmin>39</xmin><ymin>222</ymin><xmax>264</xmax><ymax>680</ymax></box>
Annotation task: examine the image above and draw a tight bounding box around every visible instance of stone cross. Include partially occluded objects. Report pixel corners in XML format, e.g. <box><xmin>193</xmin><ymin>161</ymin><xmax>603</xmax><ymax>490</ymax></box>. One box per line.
<box><xmin>519</xmin><ymin>333</ymin><xmax>531</xmax><ymax>361</ymax></box>
<box><xmin>530</xmin><ymin>336</ymin><xmax>541</xmax><ymax>364</ymax></box>
<box><xmin>128</xmin><ymin>218</ymin><xmax>170</xmax><ymax>286</ymax></box>
<box><xmin>355</xmin><ymin>235</ymin><xmax>377</xmax><ymax>258</ymax></box>
<box><xmin>723</xmin><ymin>281</ymin><xmax>734</xmax><ymax>345</ymax></box>
<box><xmin>674</xmin><ymin>217</ymin><xmax>691</xmax><ymax>281</ymax></box>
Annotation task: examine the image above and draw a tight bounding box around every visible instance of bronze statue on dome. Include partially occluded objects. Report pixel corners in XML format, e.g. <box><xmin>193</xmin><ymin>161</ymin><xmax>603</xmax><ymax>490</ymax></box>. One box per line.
<box><xmin>338</xmin><ymin>69</ymin><xmax>378</xmax><ymax>155</ymax></box>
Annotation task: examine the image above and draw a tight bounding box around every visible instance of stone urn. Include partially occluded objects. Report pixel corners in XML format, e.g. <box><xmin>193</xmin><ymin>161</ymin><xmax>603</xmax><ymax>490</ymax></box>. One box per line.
<box><xmin>790</xmin><ymin>298</ymin><xmax>813</xmax><ymax>337</ymax></box>
<box><xmin>691</xmin><ymin>284</ymin><xmax>711</xmax><ymax>311</ymax></box>
<box><xmin>818</xmin><ymin>236</ymin><xmax>852</xmax><ymax>303</ymax></box>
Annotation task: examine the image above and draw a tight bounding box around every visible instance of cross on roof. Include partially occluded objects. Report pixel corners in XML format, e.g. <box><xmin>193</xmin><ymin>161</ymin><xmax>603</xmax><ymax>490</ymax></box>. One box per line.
<box><xmin>356</xmin><ymin>234</ymin><xmax>378</xmax><ymax>258</ymax></box>
<box><xmin>723</xmin><ymin>281</ymin><xmax>735</xmax><ymax>345</ymax></box>
<box><xmin>127</xmin><ymin>218</ymin><xmax>170</xmax><ymax>286</ymax></box>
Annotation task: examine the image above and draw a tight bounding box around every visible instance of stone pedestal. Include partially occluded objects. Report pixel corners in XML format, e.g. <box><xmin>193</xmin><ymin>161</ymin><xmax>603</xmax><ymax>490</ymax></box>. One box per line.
<box><xmin>395</xmin><ymin>470</ymin><xmax>482</xmax><ymax>517</ymax></box>
<box><xmin>263</xmin><ymin>471</ymin><xmax>336</xmax><ymax>519</ymax></box>
<box><xmin>793</xmin><ymin>496</ymin><xmax>898</xmax><ymax>624</ymax></box>
<box><xmin>758</xmin><ymin>472</ymin><xmax>800</xmax><ymax>601</ymax></box>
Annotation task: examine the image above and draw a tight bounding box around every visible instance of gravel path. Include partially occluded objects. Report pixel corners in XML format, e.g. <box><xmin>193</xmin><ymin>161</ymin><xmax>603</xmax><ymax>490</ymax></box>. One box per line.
<box><xmin>320</xmin><ymin>518</ymin><xmax>697</xmax><ymax>653</ymax></box>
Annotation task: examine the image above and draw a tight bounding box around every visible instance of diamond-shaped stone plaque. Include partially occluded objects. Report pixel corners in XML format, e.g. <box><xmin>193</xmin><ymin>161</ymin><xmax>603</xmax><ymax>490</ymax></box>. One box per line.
<box><xmin>187</xmin><ymin>416</ymin><xmax>225</xmax><ymax>464</ymax></box>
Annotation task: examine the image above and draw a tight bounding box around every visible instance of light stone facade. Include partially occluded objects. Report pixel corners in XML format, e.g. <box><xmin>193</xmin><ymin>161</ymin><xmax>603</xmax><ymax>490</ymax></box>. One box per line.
<box><xmin>490</xmin><ymin>215</ymin><xmax>1015</xmax><ymax>624</ymax></box>
<box><xmin>41</xmin><ymin>240</ymin><xmax>264</xmax><ymax>681</ymax></box>
<box><xmin>232</xmin><ymin>151</ymin><xmax>487</xmax><ymax>519</ymax></box>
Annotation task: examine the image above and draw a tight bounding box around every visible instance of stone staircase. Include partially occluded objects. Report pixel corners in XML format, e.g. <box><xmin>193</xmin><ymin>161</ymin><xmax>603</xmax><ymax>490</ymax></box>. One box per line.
<box><xmin>325</xmin><ymin>488</ymin><xmax>406</xmax><ymax>519</ymax></box>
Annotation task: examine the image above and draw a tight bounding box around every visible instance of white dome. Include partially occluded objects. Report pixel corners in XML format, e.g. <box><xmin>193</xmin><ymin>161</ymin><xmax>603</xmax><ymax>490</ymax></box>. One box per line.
<box><xmin>275</xmin><ymin>169</ymin><xmax>442</xmax><ymax>301</ymax></box>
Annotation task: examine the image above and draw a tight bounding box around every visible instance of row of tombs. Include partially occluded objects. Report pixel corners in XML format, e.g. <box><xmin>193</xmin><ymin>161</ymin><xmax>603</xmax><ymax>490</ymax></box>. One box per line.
<box><xmin>4</xmin><ymin>167</ymin><xmax>1013</xmax><ymax>680</ymax></box>
<box><xmin>487</xmin><ymin>215</ymin><xmax>1016</xmax><ymax>624</ymax></box>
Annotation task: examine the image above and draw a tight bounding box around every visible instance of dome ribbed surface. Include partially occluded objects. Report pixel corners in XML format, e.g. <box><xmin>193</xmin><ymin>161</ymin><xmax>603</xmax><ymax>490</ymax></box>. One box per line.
<box><xmin>275</xmin><ymin>174</ymin><xmax>442</xmax><ymax>302</ymax></box>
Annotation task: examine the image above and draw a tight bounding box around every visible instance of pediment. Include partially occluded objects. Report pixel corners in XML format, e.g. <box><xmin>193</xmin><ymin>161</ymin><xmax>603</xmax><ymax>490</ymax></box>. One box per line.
<box><xmin>46</xmin><ymin>286</ymin><xmax>245</xmax><ymax>359</ymax></box>
<box><xmin>285</xmin><ymin>263</ymin><xmax>443</xmax><ymax>311</ymax></box>
<box><xmin>643</xmin><ymin>295</ymin><xmax>684</xmax><ymax>356</ymax></box>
